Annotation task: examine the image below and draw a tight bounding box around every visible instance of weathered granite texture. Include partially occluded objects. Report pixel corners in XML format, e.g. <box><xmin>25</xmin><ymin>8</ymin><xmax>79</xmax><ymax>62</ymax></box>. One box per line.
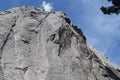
<box><xmin>0</xmin><ymin>6</ymin><xmax>120</xmax><ymax>80</ymax></box>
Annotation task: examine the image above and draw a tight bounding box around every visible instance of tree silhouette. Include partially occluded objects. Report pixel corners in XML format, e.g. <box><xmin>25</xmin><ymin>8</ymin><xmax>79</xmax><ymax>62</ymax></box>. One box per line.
<box><xmin>101</xmin><ymin>0</ymin><xmax>120</xmax><ymax>15</ymax></box>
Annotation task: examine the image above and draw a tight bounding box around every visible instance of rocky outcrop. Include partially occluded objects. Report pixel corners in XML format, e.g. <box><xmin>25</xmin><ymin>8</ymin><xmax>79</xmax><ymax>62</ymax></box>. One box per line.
<box><xmin>0</xmin><ymin>6</ymin><xmax>120</xmax><ymax>80</ymax></box>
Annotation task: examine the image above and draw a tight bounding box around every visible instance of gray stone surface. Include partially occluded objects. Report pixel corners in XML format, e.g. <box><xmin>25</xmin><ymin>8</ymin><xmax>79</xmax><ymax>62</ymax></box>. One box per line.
<box><xmin>0</xmin><ymin>6</ymin><xmax>120</xmax><ymax>80</ymax></box>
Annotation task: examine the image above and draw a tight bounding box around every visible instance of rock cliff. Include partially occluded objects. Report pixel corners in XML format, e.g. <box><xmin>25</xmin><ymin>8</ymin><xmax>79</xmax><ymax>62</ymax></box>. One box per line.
<box><xmin>0</xmin><ymin>6</ymin><xmax>120</xmax><ymax>80</ymax></box>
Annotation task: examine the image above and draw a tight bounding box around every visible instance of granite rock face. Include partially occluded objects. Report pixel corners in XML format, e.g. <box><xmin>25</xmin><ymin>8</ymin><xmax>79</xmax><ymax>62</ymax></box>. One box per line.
<box><xmin>0</xmin><ymin>6</ymin><xmax>120</xmax><ymax>80</ymax></box>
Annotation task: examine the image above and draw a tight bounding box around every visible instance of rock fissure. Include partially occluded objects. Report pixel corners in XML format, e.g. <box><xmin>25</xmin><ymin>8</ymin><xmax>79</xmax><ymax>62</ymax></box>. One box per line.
<box><xmin>37</xmin><ymin>14</ymin><xmax>49</xmax><ymax>28</ymax></box>
<box><xmin>1</xmin><ymin>25</ymin><xmax>14</xmax><ymax>51</ymax></box>
<box><xmin>1</xmin><ymin>17</ymin><xmax>18</xmax><ymax>51</ymax></box>
<box><xmin>0</xmin><ymin>17</ymin><xmax>19</xmax><ymax>80</ymax></box>
<box><xmin>15</xmin><ymin>66</ymin><xmax>29</xmax><ymax>73</ymax></box>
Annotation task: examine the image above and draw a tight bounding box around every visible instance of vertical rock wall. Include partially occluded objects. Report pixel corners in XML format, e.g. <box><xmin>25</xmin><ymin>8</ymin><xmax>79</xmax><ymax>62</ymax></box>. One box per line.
<box><xmin>0</xmin><ymin>6</ymin><xmax>120</xmax><ymax>80</ymax></box>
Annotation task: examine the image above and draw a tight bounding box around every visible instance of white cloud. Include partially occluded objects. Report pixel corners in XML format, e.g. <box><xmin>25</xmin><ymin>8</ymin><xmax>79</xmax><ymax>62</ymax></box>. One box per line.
<box><xmin>41</xmin><ymin>1</ymin><xmax>53</xmax><ymax>11</ymax></box>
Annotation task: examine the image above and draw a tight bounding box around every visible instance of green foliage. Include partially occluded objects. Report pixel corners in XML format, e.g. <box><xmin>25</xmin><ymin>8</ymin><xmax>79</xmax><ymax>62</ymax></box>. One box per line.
<box><xmin>101</xmin><ymin>0</ymin><xmax>120</xmax><ymax>15</ymax></box>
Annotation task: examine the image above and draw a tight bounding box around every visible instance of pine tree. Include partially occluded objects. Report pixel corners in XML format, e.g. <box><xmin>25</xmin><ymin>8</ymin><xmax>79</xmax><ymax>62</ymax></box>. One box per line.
<box><xmin>101</xmin><ymin>0</ymin><xmax>120</xmax><ymax>15</ymax></box>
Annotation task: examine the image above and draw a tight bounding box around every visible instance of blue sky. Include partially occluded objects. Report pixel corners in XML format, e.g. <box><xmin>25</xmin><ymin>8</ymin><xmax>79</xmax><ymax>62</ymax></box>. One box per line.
<box><xmin>0</xmin><ymin>0</ymin><xmax>120</xmax><ymax>66</ymax></box>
